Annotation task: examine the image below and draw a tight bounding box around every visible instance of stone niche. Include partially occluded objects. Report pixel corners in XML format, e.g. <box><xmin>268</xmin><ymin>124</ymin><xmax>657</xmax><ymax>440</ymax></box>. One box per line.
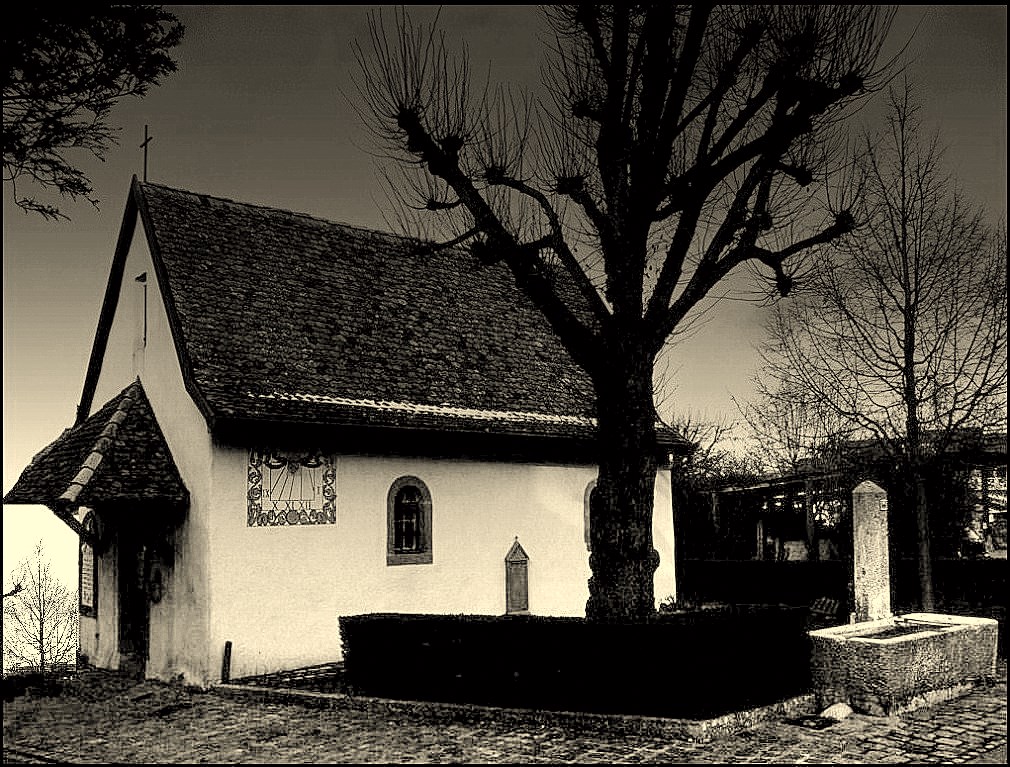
<box><xmin>809</xmin><ymin>612</ymin><xmax>999</xmax><ymax>716</ymax></box>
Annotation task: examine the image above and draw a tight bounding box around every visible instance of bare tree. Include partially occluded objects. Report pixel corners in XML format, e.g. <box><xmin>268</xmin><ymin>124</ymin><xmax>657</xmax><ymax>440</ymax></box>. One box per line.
<box><xmin>2</xmin><ymin>541</ymin><xmax>79</xmax><ymax>675</ymax></box>
<box><xmin>670</xmin><ymin>412</ymin><xmax>765</xmax><ymax>487</ymax></box>
<box><xmin>353</xmin><ymin>5</ymin><xmax>896</xmax><ymax>619</ymax></box>
<box><xmin>759</xmin><ymin>82</ymin><xmax>1008</xmax><ymax>610</ymax></box>
<box><xmin>669</xmin><ymin>411</ymin><xmax>765</xmax><ymax>563</ymax></box>
<box><xmin>3</xmin><ymin>6</ymin><xmax>184</xmax><ymax>219</ymax></box>
<box><xmin>734</xmin><ymin>377</ymin><xmax>847</xmax><ymax>475</ymax></box>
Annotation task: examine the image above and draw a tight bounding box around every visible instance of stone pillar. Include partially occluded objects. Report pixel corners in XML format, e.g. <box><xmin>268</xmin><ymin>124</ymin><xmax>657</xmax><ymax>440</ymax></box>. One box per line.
<box><xmin>852</xmin><ymin>480</ymin><xmax>891</xmax><ymax>622</ymax></box>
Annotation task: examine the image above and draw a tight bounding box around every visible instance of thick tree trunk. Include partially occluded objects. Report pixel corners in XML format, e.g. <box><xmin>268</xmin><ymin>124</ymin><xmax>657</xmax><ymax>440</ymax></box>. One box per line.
<box><xmin>586</xmin><ymin>358</ymin><xmax>660</xmax><ymax>622</ymax></box>
<box><xmin>912</xmin><ymin>472</ymin><xmax>935</xmax><ymax>612</ymax></box>
<box><xmin>900</xmin><ymin>275</ymin><xmax>935</xmax><ymax>613</ymax></box>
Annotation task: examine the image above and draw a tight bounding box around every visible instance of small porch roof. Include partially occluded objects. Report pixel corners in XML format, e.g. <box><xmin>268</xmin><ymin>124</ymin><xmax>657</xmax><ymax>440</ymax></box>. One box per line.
<box><xmin>3</xmin><ymin>380</ymin><xmax>189</xmax><ymax>533</ymax></box>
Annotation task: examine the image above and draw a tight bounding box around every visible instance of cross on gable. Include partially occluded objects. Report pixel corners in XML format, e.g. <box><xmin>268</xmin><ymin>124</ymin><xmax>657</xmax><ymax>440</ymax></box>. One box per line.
<box><xmin>139</xmin><ymin>125</ymin><xmax>153</xmax><ymax>182</ymax></box>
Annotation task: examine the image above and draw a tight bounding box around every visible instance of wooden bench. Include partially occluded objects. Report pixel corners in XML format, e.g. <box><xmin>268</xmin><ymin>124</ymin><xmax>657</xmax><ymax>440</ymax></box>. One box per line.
<box><xmin>808</xmin><ymin>597</ymin><xmax>843</xmax><ymax>628</ymax></box>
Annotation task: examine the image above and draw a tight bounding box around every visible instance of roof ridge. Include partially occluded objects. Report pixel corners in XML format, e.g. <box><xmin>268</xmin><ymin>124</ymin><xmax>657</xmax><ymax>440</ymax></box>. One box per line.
<box><xmin>57</xmin><ymin>380</ymin><xmax>144</xmax><ymax>506</ymax></box>
<box><xmin>138</xmin><ymin>180</ymin><xmax>440</xmax><ymax>249</ymax></box>
<box><xmin>249</xmin><ymin>391</ymin><xmax>597</xmax><ymax>425</ymax></box>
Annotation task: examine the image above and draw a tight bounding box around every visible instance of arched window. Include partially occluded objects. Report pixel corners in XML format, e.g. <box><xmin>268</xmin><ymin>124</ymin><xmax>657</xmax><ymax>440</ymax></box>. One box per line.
<box><xmin>387</xmin><ymin>476</ymin><xmax>433</xmax><ymax>565</ymax></box>
<box><xmin>584</xmin><ymin>480</ymin><xmax>597</xmax><ymax>552</ymax></box>
<box><xmin>79</xmin><ymin>512</ymin><xmax>98</xmax><ymax>617</ymax></box>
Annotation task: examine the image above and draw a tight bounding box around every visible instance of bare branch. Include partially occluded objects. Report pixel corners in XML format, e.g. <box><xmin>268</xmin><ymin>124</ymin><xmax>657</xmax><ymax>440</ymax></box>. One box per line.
<box><xmin>4</xmin><ymin>7</ymin><xmax>184</xmax><ymax>219</ymax></box>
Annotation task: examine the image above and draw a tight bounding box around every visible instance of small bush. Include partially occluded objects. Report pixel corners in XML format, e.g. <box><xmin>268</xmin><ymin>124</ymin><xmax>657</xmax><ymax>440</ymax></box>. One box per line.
<box><xmin>1</xmin><ymin>670</ymin><xmax>73</xmax><ymax>702</ymax></box>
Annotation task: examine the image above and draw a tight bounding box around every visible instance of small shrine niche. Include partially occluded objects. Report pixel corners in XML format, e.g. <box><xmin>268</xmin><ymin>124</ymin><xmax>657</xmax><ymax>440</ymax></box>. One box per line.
<box><xmin>505</xmin><ymin>537</ymin><xmax>529</xmax><ymax>615</ymax></box>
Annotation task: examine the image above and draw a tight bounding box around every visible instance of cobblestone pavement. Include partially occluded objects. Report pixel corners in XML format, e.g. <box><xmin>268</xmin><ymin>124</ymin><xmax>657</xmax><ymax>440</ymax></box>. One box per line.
<box><xmin>3</xmin><ymin>661</ymin><xmax>1005</xmax><ymax>764</ymax></box>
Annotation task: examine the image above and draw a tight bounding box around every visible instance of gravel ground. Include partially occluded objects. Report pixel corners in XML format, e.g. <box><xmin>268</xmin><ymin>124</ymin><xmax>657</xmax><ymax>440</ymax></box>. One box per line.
<box><xmin>3</xmin><ymin>661</ymin><xmax>1006</xmax><ymax>764</ymax></box>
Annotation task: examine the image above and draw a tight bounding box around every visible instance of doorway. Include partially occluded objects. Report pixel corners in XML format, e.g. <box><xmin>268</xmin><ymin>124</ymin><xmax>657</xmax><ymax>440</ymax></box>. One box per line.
<box><xmin>118</xmin><ymin>537</ymin><xmax>150</xmax><ymax>676</ymax></box>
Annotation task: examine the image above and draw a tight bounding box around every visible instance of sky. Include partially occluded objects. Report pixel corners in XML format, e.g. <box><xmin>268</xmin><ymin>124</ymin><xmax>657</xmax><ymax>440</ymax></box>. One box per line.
<box><xmin>3</xmin><ymin>5</ymin><xmax>1007</xmax><ymax>593</ymax></box>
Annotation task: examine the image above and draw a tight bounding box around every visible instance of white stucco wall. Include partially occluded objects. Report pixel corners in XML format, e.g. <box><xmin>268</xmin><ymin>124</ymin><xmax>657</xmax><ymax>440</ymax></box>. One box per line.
<box><xmin>654</xmin><ymin>468</ymin><xmax>677</xmax><ymax>604</ymax></box>
<box><xmin>88</xmin><ymin>223</ymin><xmax>215</xmax><ymax>683</ymax></box>
<box><xmin>206</xmin><ymin>448</ymin><xmax>677</xmax><ymax>680</ymax></box>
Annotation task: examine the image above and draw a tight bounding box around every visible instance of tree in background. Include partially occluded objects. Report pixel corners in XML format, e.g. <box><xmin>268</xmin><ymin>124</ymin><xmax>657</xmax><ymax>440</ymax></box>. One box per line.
<box><xmin>3</xmin><ymin>541</ymin><xmax>79</xmax><ymax>675</ymax></box>
<box><xmin>353</xmin><ymin>5</ymin><xmax>896</xmax><ymax>619</ymax></box>
<box><xmin>734</xmin><ymin>378</ymin><xmax>847</xmax><ymax>475</ymax></box>
<box><xmin>672</xmin><ymin>412</ymin><xmax>766</xmax><ymax>489</ymax></box>
<box><xmin>758</xmin><ymin>82</ymin><xmax>1008</xmax><ymax>610</ymax></box>
<box><xmin>3</xmin><ymin>6</ymin><xmax>184</xmax><ymax>219</ymax></box>
<box><xmin>669</xmin><ymin>412</ymin><xmax>766</xmax><ymax>561</ymax></box>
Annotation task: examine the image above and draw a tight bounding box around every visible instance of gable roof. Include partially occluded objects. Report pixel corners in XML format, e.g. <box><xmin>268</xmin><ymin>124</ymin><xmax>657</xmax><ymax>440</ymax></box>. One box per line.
<box><xmin>4</xmin><ymin>380</ymin><xmax>188</xmax><ymax>514</ymax></box>
<box><xmin>76</xmin><ymin>178</ymin><xmax>687</xmax><ymax>454</ymax></box>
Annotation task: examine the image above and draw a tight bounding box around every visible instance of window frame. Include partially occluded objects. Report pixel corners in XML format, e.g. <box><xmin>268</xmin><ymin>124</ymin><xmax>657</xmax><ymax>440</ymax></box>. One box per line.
<box><xmin>79</xmin><ymin>511</ymin><xmax>99</xmax><ymax>617</ymax></box>
<box><xmin>386</xmin><ymin>476</ymin><xmax>433</xmax><ymax>566</ymax></box>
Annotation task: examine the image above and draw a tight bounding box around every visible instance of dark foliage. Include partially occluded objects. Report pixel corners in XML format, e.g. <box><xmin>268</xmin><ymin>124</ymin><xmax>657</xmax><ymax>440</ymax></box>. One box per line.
<box><xmin>677</xmin><ymin>558</ymin><xmax>1006</xmax><ymax>657</ymax></box>
<box><xmin>1</xmin><ymin>672</ymin><xmax>47</xmax><ymax>702</ymax></box>
<box><xmin>0</xmin><ymin>665</ymin><xmax>74</xmax><ymax>702</ymax></box>
<box><xmin>678</xmin><ymin>560</ymin><xmax>850</xmax><ymax>610</ymax></box>
<box><xmin>3</xmin><ymin>6</ymin><xmax>184</xmax><ymax>219</ymax></box>
<box><xmin>892</xmin><ymin>558</ymin><xmax>1007</xmax><ymax>658</ymax></box>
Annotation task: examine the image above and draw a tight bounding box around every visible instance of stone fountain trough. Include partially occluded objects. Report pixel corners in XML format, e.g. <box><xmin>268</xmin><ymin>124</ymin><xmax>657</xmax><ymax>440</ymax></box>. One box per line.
<box><xmin>809</xmin><ymin>612</ymin><xmax>999</xmax><ymax>716</ymax></box>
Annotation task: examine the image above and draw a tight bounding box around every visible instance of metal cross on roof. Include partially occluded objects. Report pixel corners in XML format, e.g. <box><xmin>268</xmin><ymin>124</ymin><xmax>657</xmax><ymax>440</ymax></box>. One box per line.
<box><xmin>139</xmin><ymin>125</ymin><xmax>153</xmax><ymax>182</ymax></box>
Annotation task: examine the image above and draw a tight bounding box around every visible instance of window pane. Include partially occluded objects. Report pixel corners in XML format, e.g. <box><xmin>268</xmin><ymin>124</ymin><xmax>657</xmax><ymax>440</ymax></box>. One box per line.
<box><xmin>395</xmin><ymin>486</ymin><xmax>423</xmax><ymax>552</ymax></box>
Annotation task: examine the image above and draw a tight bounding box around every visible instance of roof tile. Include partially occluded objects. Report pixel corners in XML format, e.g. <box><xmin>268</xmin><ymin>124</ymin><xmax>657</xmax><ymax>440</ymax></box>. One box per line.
<box><xmin>137</xmin><ymin>182</ymin><xmax>602</xmax><ymax>437</ymax></box>
<box><xmin>4</xmin><ymin>381</ymin><xmax>189</xmax><ymax>510</ymax></box>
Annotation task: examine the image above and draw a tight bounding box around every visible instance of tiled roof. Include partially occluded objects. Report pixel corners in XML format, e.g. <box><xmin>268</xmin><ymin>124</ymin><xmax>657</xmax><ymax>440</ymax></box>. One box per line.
<box><xmin>4</xmin><ymin>380</ymin><xmax>188</xmax><ymax>510</ymax></box>
<box><xmin>133</xmin><ymin>181</ymin><xmax>616</xmax><ymax>441</ymax></box>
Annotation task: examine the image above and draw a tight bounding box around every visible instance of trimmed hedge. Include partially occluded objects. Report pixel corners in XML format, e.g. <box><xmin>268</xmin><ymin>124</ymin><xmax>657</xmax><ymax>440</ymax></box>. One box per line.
<box><xmin>339</xmin><ymin>605</ymin><xmax>811</xmax><ymax>719</ymax></box>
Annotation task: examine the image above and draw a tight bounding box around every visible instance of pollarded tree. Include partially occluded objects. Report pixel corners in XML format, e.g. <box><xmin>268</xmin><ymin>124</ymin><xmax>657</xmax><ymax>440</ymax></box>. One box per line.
<box><xmin>2</xmin><ymin>541</ymin><xmax>79</xmax><ymax>675</ymax></box>
<box><xmin>759</xmin><ymin>82</ymin><xmax>1008</xmax><ymax>610</ymax></box>
<box><xmin>3</xmin><ymin>6</ymin><xmax>184</xmax><ymax>219</ymax></box>
<box><xmin>353</xmin><ymin>5</ymin><xmax>896</xmax><ymax>620</ymax></box>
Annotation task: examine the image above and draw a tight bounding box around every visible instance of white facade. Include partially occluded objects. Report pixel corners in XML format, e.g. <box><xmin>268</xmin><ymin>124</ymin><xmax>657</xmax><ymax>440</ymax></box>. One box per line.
<box><xmin>87</xmin><ymin>223</ymin><xmax>215</xmax><ymax>682</ymax></box>
<box><xmin>207</xmin><ymin>449</ymin><xmax>675</xmax><ymax>680</ymax></box>
<box><xmin>78</xmin><ymin>216</ymin><xmax>678</xmax><ymax>686</ymax></box>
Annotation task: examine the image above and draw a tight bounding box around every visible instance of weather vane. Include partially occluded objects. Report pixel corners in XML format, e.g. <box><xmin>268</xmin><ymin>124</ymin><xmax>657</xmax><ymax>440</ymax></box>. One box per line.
<box><xmin>140</xmin><ymin>125</ymin><xmax>153</xmax><ymax>182</ymax></box>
